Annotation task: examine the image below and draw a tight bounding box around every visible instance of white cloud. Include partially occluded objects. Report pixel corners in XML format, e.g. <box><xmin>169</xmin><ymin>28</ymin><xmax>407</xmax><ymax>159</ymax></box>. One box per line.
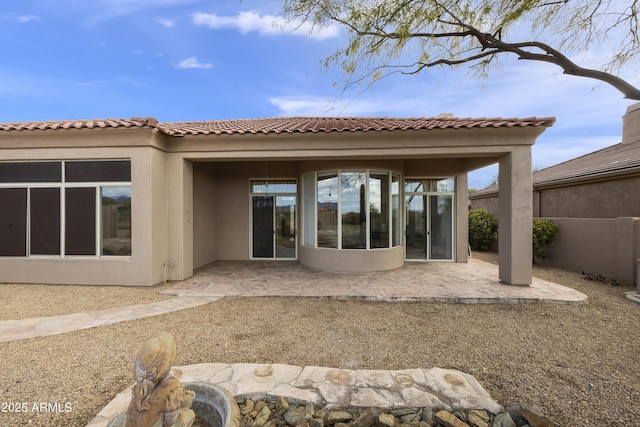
<box><xmin>174</xmin><ymin>56</ymin><xmax>212</xmax><ymax>69</ymax></box>
<box><xmin>269</xmin><ymin>96</ymin><xmax>334</xmax><ymax>116</ymax></box>
<box><xmin>192</xmin><ymin>11</ymin><xmax>340</xmax><ymax>40</ymax></box>
<box><xmin>15</xmin><ymin>15</ymin><xmax>41</xmax><ymax>23</ymax></box>
<box><xmin>269</xmin><ymin>93</ymin><xmax>437</xmax><ymax>117</ymax></box>
<box><xmin>533</xmin><ymin>135</ymin><xmax>620</xmax><ymax>169</ymax></box>
<box><xmin>154</xmin><ymin>16</ymin><xmax>176</xmax><ymax>28</ymax></box>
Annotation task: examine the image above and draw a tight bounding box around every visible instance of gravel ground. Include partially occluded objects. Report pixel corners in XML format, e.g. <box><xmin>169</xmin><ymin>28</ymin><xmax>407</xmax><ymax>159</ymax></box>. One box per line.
<box><xmin>1</xmin><ymin>254</ymin><xmax>639</xmax><ymax>427</ymax></box>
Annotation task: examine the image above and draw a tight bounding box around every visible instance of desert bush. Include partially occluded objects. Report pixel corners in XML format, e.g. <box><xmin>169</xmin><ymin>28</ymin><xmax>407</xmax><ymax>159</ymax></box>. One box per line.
<box><xmin>532</xmin><ymin>218</ymin><xmax>559</xmax><ymax>262</ymax></box>
<box><xmin>468</xmin><ymin>209</ymin><xmax>498</xmax><ymax>251</ymax></box>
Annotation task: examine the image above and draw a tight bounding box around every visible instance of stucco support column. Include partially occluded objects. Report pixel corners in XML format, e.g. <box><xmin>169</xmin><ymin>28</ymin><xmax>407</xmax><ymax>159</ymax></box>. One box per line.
<box><xmin>498</xmin><ymin>147</ymin><xmax>532</xmax><ymax>285</ymax></box>
<box><xmin>167</xmin><ymin>156</ymin><xmax>194</xmax><ymax>281</ymax></box>
<box><xmin>456</xmin><ymin>172</ymin><xmax>469</xmax><ymax>263</ymax></box>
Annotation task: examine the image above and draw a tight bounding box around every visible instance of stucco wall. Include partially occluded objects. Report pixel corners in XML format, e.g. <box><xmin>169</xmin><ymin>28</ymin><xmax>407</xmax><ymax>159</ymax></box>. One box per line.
<box><xmin>470</xmin><ymin>175</ymin><xmax>640</xmax><ymax>219</ymax></box>
<box><xmin>537</xmin><ymin>176</ymin><xmax>640</xmax><ymax>218</ymax></box>
<box><xmin>193</xmin><ymin>163</ymin><xmax>217</xmax><ymax>269</ymax></box>
<box><xmin>0</xmin><ymin>144</ymin><xmax>159</xmax><ymax>286</ymax></box>
<box><xmin>469</xmin><ymin>195</ymin><xmax>499</xmax><ymax>216</ymax></box>
<box><xmin>148</xmin><ymin>146</ymin><xmax>170</xmax><ymax>285</ymax></box>
<box><xmin>298</xmin><ymin>245</ymin><xmax>404</xmax><ymax>271</ymax></box>
<box><xmin>469</xmin><ymin>186</ymin><xmax>640</xmax><ymax>285</ymax></box>
<box><xmin>211</xmin><ymin>161</ymin><xmax>300</xmax><ymax>261</ymax></box>
<box><xmin>541</xmin><ymin>217</ymin><xmax>640</xmax><ymax>285</ymax></box>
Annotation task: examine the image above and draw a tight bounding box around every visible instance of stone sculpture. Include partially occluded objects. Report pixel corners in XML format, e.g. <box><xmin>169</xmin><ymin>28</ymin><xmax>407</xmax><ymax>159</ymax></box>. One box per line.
<box><xmin>125</xmin><ymin>332</ymin><xmax>195</xmax><ymax>427</ymax></box>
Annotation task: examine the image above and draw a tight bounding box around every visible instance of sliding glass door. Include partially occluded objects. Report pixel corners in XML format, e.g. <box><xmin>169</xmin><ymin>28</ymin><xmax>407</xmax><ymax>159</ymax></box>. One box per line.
<box><xmin>404</xmin><ymin>178</ymin><xmax>455</xmax><ymax>261</ymax></box>
<box><xmin>250</xmin><ymin>180</ymin><xmax>297</xmax><ymax>259</ymax></box>
<box><xmin>428</xmin><ymin>194</ymin><xmax>454</xmax><ymax>260</ymax></box>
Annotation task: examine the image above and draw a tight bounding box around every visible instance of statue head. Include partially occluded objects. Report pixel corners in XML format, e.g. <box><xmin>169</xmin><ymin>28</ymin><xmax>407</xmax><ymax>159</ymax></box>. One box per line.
<box><xmin>131</xmin><ymin>332</ymin><xmax>177</xmax><ymax>412</ymax></box>
<box><xmin>135</xmin><ymin>332</ymin><xmax>177</xmax><ymax>381</ymax></box>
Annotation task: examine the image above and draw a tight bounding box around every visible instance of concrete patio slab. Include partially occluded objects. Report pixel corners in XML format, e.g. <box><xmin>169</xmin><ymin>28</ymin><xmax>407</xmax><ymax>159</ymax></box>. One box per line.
<box><xmin>162</xmin><ymin>258</ymin><xmax>587</xmax><ymax>304</ymax></box>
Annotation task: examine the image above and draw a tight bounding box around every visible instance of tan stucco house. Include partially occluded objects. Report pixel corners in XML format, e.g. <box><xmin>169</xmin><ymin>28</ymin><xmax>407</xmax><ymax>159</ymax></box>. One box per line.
<box><xmin>0</xmin><ymin>115</ymin><xmax>554</xmax><ymax>287</ymax></box>
<box><xmin>470</xmin><ymin>102</ymin><xmax>640</xmax><ymax>288</ymax></box>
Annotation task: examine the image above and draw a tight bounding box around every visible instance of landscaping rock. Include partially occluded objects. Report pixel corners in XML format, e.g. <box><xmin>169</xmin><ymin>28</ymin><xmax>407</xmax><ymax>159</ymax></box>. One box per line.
<box><xmin>433</xmin><ymin>409</ymin><xmax>469</xmax><ymax>427</ymax></box>
<box><xmin>327</xmin><ymin>410</ymin><xmax>353</xmax><ymax>424</ymax></box>
<box><xmin>519</xmin><ymin>402</ymin><xmax>559</xmax><ymax>427</ymax></box>
<box><xmin>254</xmin><ymin>405</ymin><xmax>273</xmax><ymax>427</ymax></box>
<box><xmin>467</xmin><ymin>410</ymin><xmax>490</xmax><ymax>427</ymax></box>
<box><xmin>236</xmin><ymin>396</ymin><xmax>559</xmax><ymax>427</ymax></box>
<box><xmin>353</xmin><ymin>408</ymin><xmax>378</xmax><ymax>427</ymax></box>
<box><xmin>491</xmin><ymin>413</ymin><xmax>516</xmax><ymax>427</ymax></box>
<box><xmin>377</xmin><ymin>413</ymin><xmax>395</xmax><ymax>427</ymax></box>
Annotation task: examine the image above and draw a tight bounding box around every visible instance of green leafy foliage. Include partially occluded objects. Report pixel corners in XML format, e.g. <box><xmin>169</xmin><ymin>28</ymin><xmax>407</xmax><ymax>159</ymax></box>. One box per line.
<box><xmin>468</xmin><ymin>209</ymin><xmax>498</xmax><ymax>251</ymax></box>
<box><xmin>532</xmin><ymin>218</ymin><xmax>559</xmax><ymax>262</ymax></box>
<box><xmin>281</xmin><ymin>0</ymin><xmax>640</xmax><ymax>99</ymax></box>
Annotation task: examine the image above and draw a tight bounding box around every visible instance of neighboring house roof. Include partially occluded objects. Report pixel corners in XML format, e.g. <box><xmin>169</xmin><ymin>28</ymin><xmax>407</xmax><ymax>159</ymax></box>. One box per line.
<box><xmin>470</xmin><ymin>139</ymin><xmax>640</xmax><ymax>197</ymax></box>
<box><xmin>0</xmin><ymin>116</ymin><xmax>555</xmax><ymax>136</ymax></box>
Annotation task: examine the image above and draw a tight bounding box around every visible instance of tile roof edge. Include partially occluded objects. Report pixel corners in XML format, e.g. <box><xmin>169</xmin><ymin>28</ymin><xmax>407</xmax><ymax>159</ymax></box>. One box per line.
<box><xmin>534</xmin><ymin>164</ymin><xmax>640</xmax><ymax>188</ymax></box>
<box><xmin>0</xmin><ymin>117</ymin><xmax>159</xmax><ymax>132</ymax></box>
<box><xmin>157</xmin><ymin>116</ymin><xmax>556</xmax><ymax>136</ymax></box>
<box><xmin>0</xmin><ymin>116</ymin><xmax>556</xmax><ymax>134</ymax></box>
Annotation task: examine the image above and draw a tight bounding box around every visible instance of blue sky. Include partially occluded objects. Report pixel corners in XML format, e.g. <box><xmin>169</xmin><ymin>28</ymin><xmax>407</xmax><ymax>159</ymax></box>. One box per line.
<box><xmin>1</xmin><ymin>0</ymin><xmax>638</xmax><ymax>189</ymax></box>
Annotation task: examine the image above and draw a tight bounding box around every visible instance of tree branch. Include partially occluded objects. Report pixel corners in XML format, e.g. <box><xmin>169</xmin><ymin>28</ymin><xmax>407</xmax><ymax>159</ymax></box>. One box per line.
<box><xmin>480</xmin><ymin>34</ymin><xmax>640</xmax><ymax>100</ymax></box>
<box><xmin>298</xmin><ymin>0</ymin><xmax>640</xmax><ymax>100</ymax></box>
<box><xmin>403</xmin><ymin>50</ymin><xmax>500</xmax><ymax>74</ymax></box>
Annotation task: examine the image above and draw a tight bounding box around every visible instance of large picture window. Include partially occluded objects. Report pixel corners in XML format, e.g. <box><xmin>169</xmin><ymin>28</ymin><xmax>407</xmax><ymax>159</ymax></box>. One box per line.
<box><xmin>0</xmin><ymin>160</ymin><xmax>132</xmax><ymax>258</ymax></box>
<box><xmin>304</xmin><ymin>170</ymin><xmax>401</xmax><ymax>250</ymax></box>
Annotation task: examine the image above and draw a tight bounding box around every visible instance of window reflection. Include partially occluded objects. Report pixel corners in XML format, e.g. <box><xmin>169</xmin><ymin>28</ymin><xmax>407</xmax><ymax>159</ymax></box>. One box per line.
<box><xmin>317</xmin><ymin>173</ymin><xmax>338</xmax><ymax>248</ymax></box>
<box><xmin>404</xmin><ymin>178</ymin><xmax>454</xmax><ymax>193</ymax></box>
<box><xmin>341</xmin><ymin>171</ymin><xmax>366</xmax><ymax>249</ymax></box>
<box><xmin>251</xmin><ymin>180</ymin><xmax>296</xmax><ymax>194</ymax></box>
<box><xmin>369</xmin><ymin>172</ymin><xmax>389</xmax><ymax>249</ymax></box>
<box><xmin>392</xmin><ymin>174</ymin><xmax>401</xmax><ymax>247</ymax></box>
<box><xmin>101</xmin><ymin>187</ymin><xmax>131</xmax><ymax>256</ymax></box>
<box><xmin>307</xmin><ymin>170</ymin><xmax>403</xmax><ymax>250</ymax></box>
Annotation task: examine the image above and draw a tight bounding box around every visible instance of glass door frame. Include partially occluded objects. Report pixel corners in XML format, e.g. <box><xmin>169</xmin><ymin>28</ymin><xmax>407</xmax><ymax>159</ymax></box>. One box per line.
<box><xmin>249</xmin><ymin>180</ymin><xmax>297</xmax><ymax>260</ymax></box>
<box><xmin>426</xmin><ymin>193</ymin><xmax>455</xmax><ymax>261</ymax></box>
<box><xmin>404</xmin><ymin>178</ymin><xmax>456</xmax><ymax>262</ymax></box>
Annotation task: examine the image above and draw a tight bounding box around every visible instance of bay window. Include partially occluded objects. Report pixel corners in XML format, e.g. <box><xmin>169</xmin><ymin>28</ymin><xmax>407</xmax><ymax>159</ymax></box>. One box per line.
<box><xmin>304</xmin><ymin>170</ymin><xmax>401</xmax><ymax>250</ymax></box>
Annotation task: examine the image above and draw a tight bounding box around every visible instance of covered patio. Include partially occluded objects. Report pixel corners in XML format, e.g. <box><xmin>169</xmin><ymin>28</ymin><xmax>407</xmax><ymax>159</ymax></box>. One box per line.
<box><xmin>162</xmin><ymin>258</ymin><xmax>587</xmax><ymax>304</ymax></box>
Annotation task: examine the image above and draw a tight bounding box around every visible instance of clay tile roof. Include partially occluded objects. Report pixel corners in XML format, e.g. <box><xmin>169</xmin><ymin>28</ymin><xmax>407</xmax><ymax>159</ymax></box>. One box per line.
<box><xmin>157</xmin><ymin>116</ymin><xmax>556</xmax><ymax>136</ymax></box>
<box><xmin>0</xmin><ymin>117</ymin><xmax>158</xmax><ymax>132</ymax></box>
<box><xmin>0</xmin><ymin>115</ymin><xmax>555</xmax><ymax>137</ymax></box>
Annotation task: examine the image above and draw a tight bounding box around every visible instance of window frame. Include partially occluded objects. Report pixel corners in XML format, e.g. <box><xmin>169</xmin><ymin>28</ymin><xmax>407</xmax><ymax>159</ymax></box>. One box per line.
<box><xmin>0</xmin><ymin>160</ymin><xmax>132</xmax><ymax>259</ymax></box>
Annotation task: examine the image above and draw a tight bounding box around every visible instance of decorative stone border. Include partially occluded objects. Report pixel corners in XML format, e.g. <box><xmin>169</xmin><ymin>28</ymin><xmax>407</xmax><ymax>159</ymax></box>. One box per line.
<box><xmin>87</xmin><ymin>363</ymin><xmax>503</xmax><ymax>427</ymax></box>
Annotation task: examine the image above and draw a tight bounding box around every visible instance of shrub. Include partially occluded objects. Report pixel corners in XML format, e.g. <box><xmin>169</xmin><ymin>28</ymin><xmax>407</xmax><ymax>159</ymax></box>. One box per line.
<box><xmin>468</xmin><ymin>209</ymin><xmax>498</xmax><ymax>251</ymax></box>
<box><xmin>532</xmin><ymin>218</ymin><xmax>559</xmax><ymax>262</ymax></box>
